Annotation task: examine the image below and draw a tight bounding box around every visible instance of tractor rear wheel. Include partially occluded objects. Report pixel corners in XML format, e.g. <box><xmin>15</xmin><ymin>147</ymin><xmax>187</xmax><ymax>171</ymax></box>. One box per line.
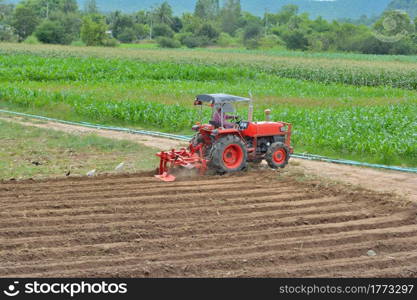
<box><xmin>266</xmin><ymin>142</ymin><xmax>290</xmax><ymax>169</ymax></box>
<box><xmin>209</xmin><ymin>135</ymin><xmax>248</xmax><ymax>174</ymax></box>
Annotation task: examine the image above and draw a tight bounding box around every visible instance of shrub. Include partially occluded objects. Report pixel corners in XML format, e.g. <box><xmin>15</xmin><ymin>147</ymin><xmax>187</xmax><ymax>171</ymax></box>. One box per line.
<box><xmin>259</xmin><ymin>34</ymin><xmax>284</xmax><ymax>49</ymax></box>
<box><xmin>157</xmin><ymin>37</ymin><xmax>181</xmax><ymax>48</ymax></box>
<box><xmin>217</xmin><ymin>32</ymin><xmax>235</xmax><ymax>47</ymax></box>
<box><xmin>23</xmin><ymin>35</ymin><xmax>41</xmax><ymax>44</ymax></box>
<box><xmin>102</xmin><ymin>37</ymin><xmax>119</xmax><ymax>47</ymax></box>
<box><xmin>196</xmin><ymin>23</ymin><xmax>220</xmax><ymax>41</ymax></box>
<box><xmin>152</xmin><ymin>24</ymin><xmax>174</xmax><ymax>38</ymax></box>
<box><xmin>182</xmin><ymin>35</ymin><xmax>210</xmax><ymax>48</ymax></box>
<box><xmin>70</xmin><ymin>40</ymin><xmax>86</xmax><ymax>47</ymax></box>
<box><xmin>118</xmin><ymin>28</ymin><xmax>136</xmax><ymax>43</ymax></box>
<box><xmin>35</xmin><ymin>20</ymin><xmax>65</xmax><ymax>44</ymax></box>
<box><xmin>0</xmin><ymin>25</ymin><xmax>19</xmax><ymax>42</ymax></box>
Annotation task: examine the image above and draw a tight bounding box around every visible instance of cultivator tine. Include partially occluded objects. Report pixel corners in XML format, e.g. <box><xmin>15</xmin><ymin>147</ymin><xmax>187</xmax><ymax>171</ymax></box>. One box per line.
<box><xmin>154</xmin><ymin>148</ymin><xmax>207</xmax><ymax>182</ymax></box>
<box><xmin>154</xmin><ymin>172</ymin><xmax>176</xmax><ymax>182</ymax></box>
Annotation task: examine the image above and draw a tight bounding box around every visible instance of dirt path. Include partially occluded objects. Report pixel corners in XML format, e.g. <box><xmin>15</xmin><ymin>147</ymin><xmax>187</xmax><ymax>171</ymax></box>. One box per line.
<box><xmin>1</xmin><ymin>115</ymin><xmax>416</xmax><ymax>202</ymax></box>
<box><xmin>0</xmin><ymin>171</ymin><xmax>416</xmax><ymax>278</ymax></box>
<box><xmin>0</xmin><ymin>115</ymin><xmax>186</xmax><ymax>150</ymax></box>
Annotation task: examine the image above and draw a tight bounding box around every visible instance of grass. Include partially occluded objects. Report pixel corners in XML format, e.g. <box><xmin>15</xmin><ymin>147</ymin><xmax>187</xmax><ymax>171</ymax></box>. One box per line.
<box><xmin>0</xmin><ymin>118</ymin><xmax>159</xmax><ymax>180</ymax></box>
<box><xmin>0</xmin><ymin>43</ymin><xmax>415</xmax><ymax>167</ymax></box>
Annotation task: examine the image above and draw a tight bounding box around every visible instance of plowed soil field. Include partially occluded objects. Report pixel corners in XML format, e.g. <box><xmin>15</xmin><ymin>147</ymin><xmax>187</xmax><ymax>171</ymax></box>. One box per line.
<box><xmin>0</xmin><ymin>171</ymin><xmax>416</xmax><ymax>278</ymax></box>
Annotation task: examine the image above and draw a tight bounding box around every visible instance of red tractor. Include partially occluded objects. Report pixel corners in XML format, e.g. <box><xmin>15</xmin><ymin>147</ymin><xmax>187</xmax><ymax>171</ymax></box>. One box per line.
<box><xmin>155</xmin><ymin>94</ymin><xmax>293</xmax><ymax>181</ymax></box>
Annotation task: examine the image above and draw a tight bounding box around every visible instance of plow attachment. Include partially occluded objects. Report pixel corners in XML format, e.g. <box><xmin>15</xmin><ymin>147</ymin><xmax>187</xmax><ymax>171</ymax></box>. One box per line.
<box><xmin>155</xmin><ymin>148</ymin><xmax>207</xmax><ymax>182</ymax></box>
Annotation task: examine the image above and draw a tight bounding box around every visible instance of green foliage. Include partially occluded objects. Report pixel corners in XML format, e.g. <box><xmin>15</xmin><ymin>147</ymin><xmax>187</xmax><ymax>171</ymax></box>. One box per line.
<box><xmin>102</xmin><ymin>37</ymin><xmax>119</xmax><ymax>47</ymax></box>
<box><xmin>220</xmin><ymin>0</ymin><xmax>241</xmax><ymax>35</ymax></box>
<box><xmin>12</xmin><ymin>4</ymin><xmax>40</xmax><ymax>39</ymax></box>
<box><xmin>22</xmin><ymin>34</ymin><xmax>40</xmax><ymax>44</ymax></box>
<box><xmin>153</xmin><ymin>1</ymin><xmax>173</xmax><ymax>25</ymax></box>
<box><xmin>152</xmin><ymin>23</ymin><xmax>174</xmax><ymax>38</ymax></box>
<box><xmin>0</xmin><ymin>25</ymin><xmax>19</xmax><ymax>42</ymax></box>
<box><xmin>70</xmin><ymin>40</ymin><xmax>86</xmax><ymax>46</ymax></box>
<box><xmin>35</xmin><ymin>20</ymin><xmax>65</xmax><ymax>44</ymax></box>
<box><xmin>258</xmin><ymin>35</ymin><xmax>283</xmax><ymax>49</ymax></box>
<box><xmin>182</xmin><ymin>35</ymin><xmax>210</xmax><ymax>48</ymax></box>
<box><xmin>80</xmin><ymin>14</ymin><xmax>107</xmax><ymax>46</ymax></box>
<box><xmin>4</xmin><ymin>1</ymin><xmax>417</xmax><ymax>54</ymax></box>
<box><xmin>84</xmin><ymin>0</ymin><xmax>98</xmax><ymax>14</ymax></box>
<box><xmin>133</xmin><ymin>23</ymin><xmax>150</xmax><ymax>40</ymax></box>
<box><xmin>387</xmin><ymin>0</ymin><xmax>417</xmax><ymax>18</ymax></box>
<box><xmin>196</xmin><ymin>23</ymin><xmax>220</xmax><ymax>41</ymax></box>
<box><xmin>217</xmin><ymin>32</ymin><xmax>236</xmax><ymax>47</ymax></box>
<box><xmin>108</xmin><ymin>11</ymin><xmax>134</xmax><ymax>39</ymax></box>
<box><xmin>157</xmin><ymin>36</ymin><xmax>181</xmax><ymax>48</ymax></box>
<box><xmin>281</xmin><ymin>30</ymin><xmax>309</xmax><ymax>51</ymax></box>
<box><xmin>242</xmin><ymin>23</ymin><xmax>262</xmax><ymax>48</ymax></box>
<box><xmin>194</xmin><ymin>0</ymin><xmax>220</xmax><ymax>19</ymax></box>
<box><xmin>118</xmin><ymin>27</ymin><xmax>136</xmax><ymax>43</ymax></box>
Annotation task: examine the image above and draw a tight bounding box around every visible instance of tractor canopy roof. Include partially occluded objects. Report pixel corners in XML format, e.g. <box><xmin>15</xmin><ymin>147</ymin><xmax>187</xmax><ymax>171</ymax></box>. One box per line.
<box><xmin>196</xmin><ymin>94</ymin><xmax>251</xmax><ymax>104</ymax></box>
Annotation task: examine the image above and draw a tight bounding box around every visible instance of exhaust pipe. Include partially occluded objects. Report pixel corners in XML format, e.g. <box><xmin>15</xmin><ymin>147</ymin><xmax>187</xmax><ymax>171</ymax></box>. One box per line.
<box><xmin>248</xmin><ymin>92</ymin><xmax>253</xmax><ymax>122</ymax></box>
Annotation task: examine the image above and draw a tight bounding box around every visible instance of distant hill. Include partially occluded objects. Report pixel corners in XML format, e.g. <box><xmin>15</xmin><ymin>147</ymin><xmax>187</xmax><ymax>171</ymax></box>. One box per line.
<box><xmin>6</xmin><ymin>0</ymin><xmax>393</xmax><ymax>19</ymax></box>
<box><xmin>386</xmin><ymin>0</ymin><xmax>417</xmax><ymax>18</ymax></box>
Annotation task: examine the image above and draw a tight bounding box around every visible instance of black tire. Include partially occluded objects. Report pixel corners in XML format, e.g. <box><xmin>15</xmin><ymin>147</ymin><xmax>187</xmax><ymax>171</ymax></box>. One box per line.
<box><xmin>265</xmin><ymin>142</ymin><xmax>290</xmax><ymax>169</ymax></box>
<box><xmin>209</xmin><ymin>135</ymin><xmax>248</xmax><ymax>174</ymax></box>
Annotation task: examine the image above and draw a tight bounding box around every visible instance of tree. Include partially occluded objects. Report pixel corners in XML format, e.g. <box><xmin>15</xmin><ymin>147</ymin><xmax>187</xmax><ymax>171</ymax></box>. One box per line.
<box><xmin>12</xmin><ymin>4</ymin><xmax>40</xmax><ymax>39</ymax></box>
<box><xmin>194</xmin><ymin>0</ymin><xmax>219</xmax><ymax>19</ymax></box>
<box><xmin>386</xmin><ymin>0</ymin><xmax>417</xmax><ymax>18</ymax></box>
<box><xmin>275</xmin><ymin>4</ymin><xmax>299</xmax><ymax>25</ymax></box>
<box><xmin>152</xmin><ymin>23</ymin><xmax>174</xmax><ymax>38</ymax></box>
<box><xmin>154</xmin><ymin>2</ymin><xmax>173</xmax><ymax>25</ymax></box>
<box><xmin>243</xmin><ymin>23</ymin><xmax>262</xmax><ymax>48</ymax></box>
<box><xmin>84</xmin><ymin>0</ymin><xmax>98</xmax><ymax>14</ymax></box>
<box><xmin>0</xmin><ymin>1</ymin><xmax>14</xmax><ymax>24</ymax></box>
<box><xmin>60</xmin><ymin>0</ymin><xmax>77</xmax><ymax>14</ymax></box>
<box><xmin>196</xmin><ymin>23</ymin><xmax>219</xmax><ymax>41</ymax></box>
<box><xmin>157</xmin><ymin>36</ymin><xmax>180</xmax><ymax>48</ymax></box>
<box><xmin>108</xmin><ymin>11</ymin><xmax>133</xmax><ymax>39</ymax></box>
<box><xmin>118</xmin><ymin>27</ymin><xmax>136</xmax><ymax>43</ymax></box>
<box><xmin>181</xmin><ymin>12</ymin><xmax>199</xmax><ymax>33</ymax></box>
<box><xmin>35</xmin><ymin>19</ymin><xmax>65</xmax><ymax>43</ymax></box>
<box><xmin>80</xmin><ymin>14</ymin><xmax>107</xmax><ymax>46</ymax></box>
<box><xmin>373</xmin><ymin>10</ymin><xmax>414</xmax><ymax>43</ymax></box>
<box><xmin>133</xmin><ymin>23</ymin><xmax>149</xmax><ymax>40</ymax></box>
<box><xmin>243</xmin><ymin>23</ymin><xmax>262</xmax><ymax>41</ymax></box>
<box><xmin>282</xmin><ymin>30</ymin><xmax>309</xmax><ymax>50</ymax></box>
<box><xmin>170</xmin><ymin>16</ymin><xmax>182</xmax><ymax>32</ymax></box>
<box><xmin>220</xmin><ymin>0</ymin><xmax>241</xmax><ymax>35</ymax></box>
<box><xmin>51</xmin><ymin>11</ymin><xmax>81</xmax><ymax>44</ymax></box>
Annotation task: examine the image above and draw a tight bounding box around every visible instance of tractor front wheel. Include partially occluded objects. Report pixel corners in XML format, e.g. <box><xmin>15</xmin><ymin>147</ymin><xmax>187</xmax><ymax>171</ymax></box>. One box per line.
<box><xmin>266</xmin><ymin>142</ymin><xmax>290</xmax><ymax>169</ymax></box>
<box><xmin>209</xmin><ymin>135</ymin><xmax>248</xmax><ymax>174</ymax></box>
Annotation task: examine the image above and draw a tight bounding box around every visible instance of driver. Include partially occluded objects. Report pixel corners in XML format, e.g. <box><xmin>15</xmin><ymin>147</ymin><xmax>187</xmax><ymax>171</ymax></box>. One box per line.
<box><xmin>213</xmin><ymin>108</ymin><xmax>237</xmax><ymax>129</ymax></box>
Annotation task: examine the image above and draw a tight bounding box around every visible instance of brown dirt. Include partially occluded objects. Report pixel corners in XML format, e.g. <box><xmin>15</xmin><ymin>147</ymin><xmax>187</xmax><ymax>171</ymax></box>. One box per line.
<box><xmin>0</xmin><ymin>170</ymin><xmax>416</xmax><ymax>278</ymax></box>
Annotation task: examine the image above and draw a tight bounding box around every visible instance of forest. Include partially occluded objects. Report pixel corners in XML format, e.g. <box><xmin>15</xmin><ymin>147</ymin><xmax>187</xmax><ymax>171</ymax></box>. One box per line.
<box><xmin>0</xmin><ymin>0</ymin><xmax>416</xmax><ymax>54</ymax></box>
